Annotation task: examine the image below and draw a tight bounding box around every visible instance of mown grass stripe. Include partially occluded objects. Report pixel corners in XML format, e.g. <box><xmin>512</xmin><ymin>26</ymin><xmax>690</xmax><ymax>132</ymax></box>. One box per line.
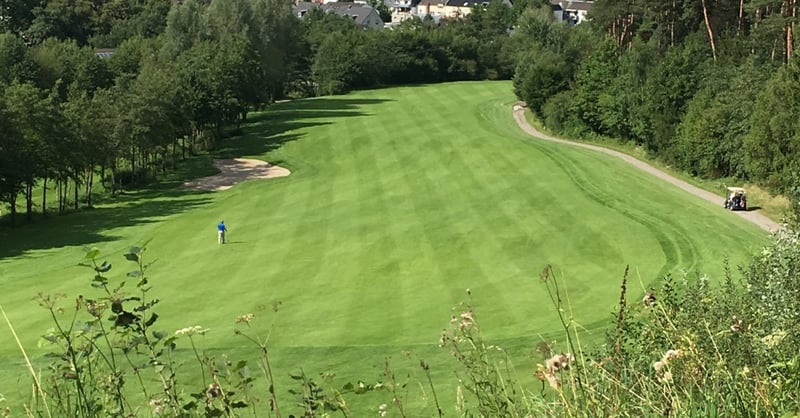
<box><xmin>0</xmin><ymin>82</ymin><xmax>771</xmax><ymax>415</ymax></box>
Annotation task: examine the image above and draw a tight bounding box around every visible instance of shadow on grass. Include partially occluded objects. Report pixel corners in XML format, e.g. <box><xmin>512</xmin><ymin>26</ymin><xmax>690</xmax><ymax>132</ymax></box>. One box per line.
<box><xmin>0</xmin><ymin>96</ymin><xmax>392</xmax><ymax>259</ymax></box>
<box><xmin>0</xmin><ymin>190</ymin><xmax>213</xmax><ymax>259</ymax></box>
<box><xmin>218</xmin><ymin>97</ymin><xmax>392</xmax><ymax>158</ymax></box>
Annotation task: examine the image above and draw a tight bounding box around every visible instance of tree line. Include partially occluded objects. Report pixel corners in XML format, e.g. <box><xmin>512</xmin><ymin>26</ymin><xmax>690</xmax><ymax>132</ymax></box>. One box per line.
<box><xmin>3</xmin><ymin>0</ymin><xmax>799</xmax><ymax>224</ymax></box>
<box><xmin>0</xmin><ymin>0</ymin><xmax>544</xmax><ymax>225</ymax></box>
<box><xmin>513</xmin><ymin>0</ymin><xmax>800</xmax><ymax>198</ymax></box>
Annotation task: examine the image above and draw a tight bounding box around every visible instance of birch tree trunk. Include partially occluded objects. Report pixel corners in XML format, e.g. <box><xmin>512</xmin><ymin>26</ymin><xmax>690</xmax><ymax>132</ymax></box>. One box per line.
<box><xmin>738</xmin><ymin>0</ymin><xmax>745</xmax><ymax>35</ymax></box>
<box><xmin>702</xmin><ymin>0</ymin><xmax>718</xmax><ymax>61</ymax></box>
<box><xmin>788</xmin><ymin>0</ymin><xmax>796</xmax><ymax>61</ymax></box>
<box><xmin>42</xmin><ymin>177</ymin><xmax>47</xmax><ymax>216</ymax></box>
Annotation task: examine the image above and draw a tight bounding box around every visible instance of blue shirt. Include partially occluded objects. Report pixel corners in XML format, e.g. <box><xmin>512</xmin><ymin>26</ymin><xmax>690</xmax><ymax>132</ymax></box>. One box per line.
<box><xmin>218</xmin><ymin>222</ymin><xmax>226</xmax><ymax>232</ymax></box>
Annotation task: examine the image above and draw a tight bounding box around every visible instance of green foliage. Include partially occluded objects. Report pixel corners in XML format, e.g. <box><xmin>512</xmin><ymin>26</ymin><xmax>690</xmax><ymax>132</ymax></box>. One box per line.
<box><xmin>312</xmin><ymin>31</ymin><xmax>359</xmax><ymax>96</ymax></box>
<box><xmin>540</xmin><ymin>90</ymin><xmax>580</xmax><ymax>134</ymax></box>
<box><xmin>89</xmin><ymin>0</ymin><xmax>171</xmax><ymax>48</ymax></box>
<box><xmin>31</xmin><ymin>38</ymin><xmax>113</xmax><ymax>99</ymax></box>
<box><xmin>162</xmin><ymin>0</ymin><xmax>208</xmax><ymax>58</ymax></box>
<box><xmin>570</xmin><ymin>37</ymin><xmax>619</xmax><ymax>134</ymax></box>
<box><xmin>744</xmin><ymin>58</ymin><xmax>800</xmax><ymax>191</ymax></box>
<box><xmin>106</xmin><ymin>36</ymin><xmax>164</xmax><ymax>82</ymax></box>
<box><xmin>26</xmin><ymin>0</ymin><xmax>96</xmax><ymax>45</ymax></box>
<box><xmin>31</xmin><ymin>245</ymin><xmax>269</xmax><ymax>417</ymax></box>
<box><xmin>439</xmin><ymin>304</ymin><xmax>542</xmax><ymax>416</ymax></box>
<box><xmin>674</xmin><ymin>61</ymin><xmax>768</xmax><ymax>178</ymax></box>
<box><xmin>0</xmin><ymin>33</ymin><xmax>38</xmax><ymax>84</ymax></box>
<box><xmin>592</xmin><ymin>232</ymin><xmax>800</xmax><ymax>416</ymax></box>
<box><xmin>513</xmin><ymin>50</ymin><xmax>570</xmax><ymax>114</ymax></box>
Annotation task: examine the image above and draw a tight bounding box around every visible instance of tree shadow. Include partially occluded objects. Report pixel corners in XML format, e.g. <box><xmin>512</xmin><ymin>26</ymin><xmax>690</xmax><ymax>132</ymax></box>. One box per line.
<box><xmin>265</xmin><ymin>97</ymin><xmax>392</xmax><ymax>112</ymax></box>
<box><xmin>0</xmin><ymin>192</ymin><xmax>213</xmax><ymax>259</ymax></box>
<box><xmin>0</xmin><ymin>96</ymin><xmax>392</xmax><ymax>258</ymax></box>
<box><xmin>747</xmin><ymin>206</ymin><xmax>762</xmax><ymax>212</ymax></box>
<box><xmin>218</xmin><ymin>96</ymin><xmax>393</xmax><ymax>158</ymax></box>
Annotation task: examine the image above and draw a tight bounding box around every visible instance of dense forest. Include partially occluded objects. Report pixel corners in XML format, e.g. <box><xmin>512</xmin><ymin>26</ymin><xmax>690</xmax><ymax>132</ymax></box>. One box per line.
<box><xmin>1</xmin><ymin>0</ymin><xmax>799</xmax><ymax>225</ymax></box>
<box><xmin>514</xmin><ymin>0</ymin><xmax>800</xmax><ymax>200</ymax></box>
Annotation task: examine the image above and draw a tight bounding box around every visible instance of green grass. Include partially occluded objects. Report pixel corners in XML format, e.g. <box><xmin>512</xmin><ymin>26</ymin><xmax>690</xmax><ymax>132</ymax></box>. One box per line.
<box><xmin>0</xmin><ymin>81</ymin><xmax>769</xmax><ymax>415</ymax></box>
<box><xmin>523</xmin><ymin>109</ymin><xmax>791</xmax><ymax>222</ymax></box>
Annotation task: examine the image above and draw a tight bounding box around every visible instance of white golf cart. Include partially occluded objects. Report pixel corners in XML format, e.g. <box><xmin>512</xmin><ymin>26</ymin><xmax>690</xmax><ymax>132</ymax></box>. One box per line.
<box><xmin>723</xmin><ymin>187</ymin><xmax>747</xmax><ymax>211</ymax></box>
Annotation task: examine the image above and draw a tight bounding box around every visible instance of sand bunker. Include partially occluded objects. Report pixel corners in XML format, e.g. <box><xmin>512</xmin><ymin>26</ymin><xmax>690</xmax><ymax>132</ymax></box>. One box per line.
<box><xmin>183</xmin><ymin>158</ymin><xmax>290</xmax><ymax>192</ymax></box>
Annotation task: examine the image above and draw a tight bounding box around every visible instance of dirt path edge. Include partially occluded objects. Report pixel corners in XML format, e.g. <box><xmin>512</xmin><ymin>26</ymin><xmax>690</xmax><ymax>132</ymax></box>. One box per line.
<box><xmin>512</xmin><ymin>103</ymin><xmax>782</xmax><ymax>233</ymax></box>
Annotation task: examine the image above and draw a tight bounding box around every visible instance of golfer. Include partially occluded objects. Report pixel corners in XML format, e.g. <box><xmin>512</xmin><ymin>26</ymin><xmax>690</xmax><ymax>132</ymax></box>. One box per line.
<box><xmin>217</xmin><ymin>220</ymin><xmax>228</xmax><ymax>244</ymax></box>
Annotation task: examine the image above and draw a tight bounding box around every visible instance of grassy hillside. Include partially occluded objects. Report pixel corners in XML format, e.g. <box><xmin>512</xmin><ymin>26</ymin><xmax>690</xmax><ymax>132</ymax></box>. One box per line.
<box><xmin>0</xmin><ymin>81</ymin><xmax>769</xmax><ymax>415</ymax></box>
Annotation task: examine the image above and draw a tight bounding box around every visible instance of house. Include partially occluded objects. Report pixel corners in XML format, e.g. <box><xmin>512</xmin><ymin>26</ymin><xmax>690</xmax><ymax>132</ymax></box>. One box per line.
<box><xmin>412</xmin><ymin>0</ymin><xmax>510</xmax><ymax>20</ymax></box>
<box><xmin>413</xmin><ymin>0</ymin><xmax>446</xmax><ymax>20</ymax></box>
<box><xmin>550</xmin><ymin>0</ymin><xmax>592</xmax><ymax>25</ymax></box>
<box><xmin>293</xmin><ymin>2</ymin><xmax>384</xmax><ymax>30</ymax></box>
<box><xmin>94</xmin><ymin>48</ymin><xmax>115</xmax><ymax>59</ymax></box>
<box><xmin>326</xmin><ymin>2</ymin><xmax>385</xmax><ymax>29</ymax></box>
<box><xmin>386</xmin><ymin>0</ymin><xmax>420</xmax><ymax>23</ymax></box>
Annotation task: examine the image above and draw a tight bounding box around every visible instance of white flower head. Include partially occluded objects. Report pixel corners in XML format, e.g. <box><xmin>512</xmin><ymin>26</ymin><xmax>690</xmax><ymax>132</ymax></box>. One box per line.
<box><xmin>175</xmin><ymin>325</ymin><xmax>209</xmax><ymax>336</ymax></box>
<box><xmin>663</xmin><ymin>349</ymin><xmax>682</xmax><ymax>361</ymax></box>
<box><xmin>659</xmin><ymin>371</ymin><xmax>673</xmax><ymax>383</ymax></box>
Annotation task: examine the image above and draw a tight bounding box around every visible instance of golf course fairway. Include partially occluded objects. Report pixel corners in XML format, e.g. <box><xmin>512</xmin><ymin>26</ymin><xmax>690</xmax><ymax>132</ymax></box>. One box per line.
<box><xmin>0</xmin><ymin>81</ymin><xmax>769</xmax><ymax>414</ymax></box>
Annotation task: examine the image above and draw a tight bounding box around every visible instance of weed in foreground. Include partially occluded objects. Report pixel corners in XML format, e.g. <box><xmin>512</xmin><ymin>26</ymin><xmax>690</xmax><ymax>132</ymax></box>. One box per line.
<box><xmin>4</xmin><ymin>231</ymin><xmax>800</xmax><ymax>417</ymax></box>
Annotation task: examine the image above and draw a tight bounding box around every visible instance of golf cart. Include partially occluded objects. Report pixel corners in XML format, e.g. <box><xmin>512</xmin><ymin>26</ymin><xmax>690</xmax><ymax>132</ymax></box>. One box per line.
<box><xmin>723</xmin><ymin>187</ymin><xmax>747</xmax><ymax>211</ymax></box>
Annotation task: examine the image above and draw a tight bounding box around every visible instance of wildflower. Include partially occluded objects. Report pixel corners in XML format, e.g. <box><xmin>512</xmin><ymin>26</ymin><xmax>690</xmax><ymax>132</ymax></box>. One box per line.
<box><xmin>545</xmin><ymin>353</ymin><xmax>574</xmax><ymax>372</ymax></box>
<box><xmin>86</xmin><ymin>301</ymin><xmax>107</xmax><ymax>318</ymax></box>
<box><xmin>458</xmin><ymin>310</ymin><xmax>475</xmax><ymax>330</ymax></box>
<box><xmin>663</xmin><ymin>349</ymin><xmax>682</xmax><ymax>361</ymax></box>
<box><xmin>761</xmin><ymin>330</ymin><xmax>787</xmax><ymax>348</ymax></box>
<box><xmin>730</xmin><ymin>316</ymin><xmax>746</xmax><ymax>332</ymax></box>
<box><xmin>739</xmin><ymin>366</ymin><xmax>751</xmax><ymax>377</ymax></box>
<box><xmin>642</xmin><ymin>291</ymin><xmax>656</xmax><ymax>306</ymax></box>
<box><xmin>654</xmin><ymin>348</ymin><xmax>683</xmax><ymax>384</ymax></box>
<box><xmin>460</xmin><ymin>311</ymin><xmax>474</xmax><ymax>322</ymax></box>
<box><xmin>659</xmin><ymin>371</ymin><xmax>673</xmax><ymax>383</ymax></box>
<box><xmin>544</xmin><ymin>371</ymin><xmax>560</xmax><ymax>389</ymax></box>
<box><xmin>378</xmin><ymin>403</ymin><xmax>387</xmax><ymax>417</ymax></box>
<box><xmin>235</xmin><ymin>313</ymin><xmax>255</xmax><ymax>324</ymax></box>
<box><xmin>175</xmin><ymin>326</ymin><xmax>209</xmax><ymax>336</ymax></box>
<box><xmin>438</xmin><ymin>330</ymin><xmax>447</xmax><ymax>347</ymax></box>
<box><xmin>149</xmin><ymin>398</ymin><xmax>167</xmax><ymax>415</ymax></box>
<box><xmin>207</xmin><ymin>383</ymin><xmax>222</xmax><ymax>398</ymax></box>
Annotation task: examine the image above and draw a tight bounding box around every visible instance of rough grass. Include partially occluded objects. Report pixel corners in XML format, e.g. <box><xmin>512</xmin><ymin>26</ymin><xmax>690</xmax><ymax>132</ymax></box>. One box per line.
<box><xmin>523</xmin><ymin>109</ymin><xmax>791</xmax><ymax>222</ymax></box>
<box><xmin>0</xmin><ymin>81</ymin><xmax>770</xmax><ymax>415</ymax></box>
